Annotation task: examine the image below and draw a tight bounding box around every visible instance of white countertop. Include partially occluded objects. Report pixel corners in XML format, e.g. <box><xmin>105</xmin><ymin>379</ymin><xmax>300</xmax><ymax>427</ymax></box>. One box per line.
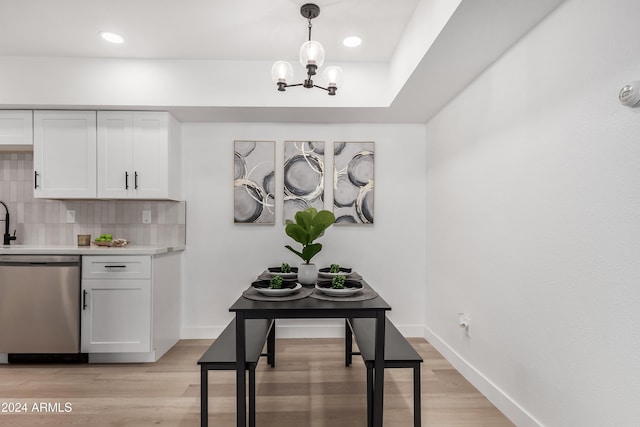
<box><xmin>0</xmin><ymin>244</ymin><xmax>185</xmax><ymax>256</ymax></box>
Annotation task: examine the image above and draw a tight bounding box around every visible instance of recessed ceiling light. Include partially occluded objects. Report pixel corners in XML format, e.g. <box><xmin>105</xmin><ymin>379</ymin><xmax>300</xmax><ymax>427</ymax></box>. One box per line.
<box><xmin>100</xmin><ymin>31</ymin><xmax>124</xmax><ymax>44</ymax></box>
<box><xmin>343</xmin><ymin>36</ymin><xmax>362</xmax><ymax>48</ymax></box>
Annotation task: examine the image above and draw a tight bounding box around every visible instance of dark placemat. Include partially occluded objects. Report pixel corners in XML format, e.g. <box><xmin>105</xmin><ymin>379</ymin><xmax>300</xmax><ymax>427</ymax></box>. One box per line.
<box><xmin>242</xmin><ymin>286</ymin><xmax>313</xmax><ymax>302</ymax></box>
<box><xmin>310</xmin><ymin>284</ymin><xmax>378</xmax><ymax>302</ymax></box>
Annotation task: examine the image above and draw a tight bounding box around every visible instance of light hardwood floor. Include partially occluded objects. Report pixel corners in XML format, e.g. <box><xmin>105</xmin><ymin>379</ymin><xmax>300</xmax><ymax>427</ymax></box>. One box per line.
<box><xmin>0</xmin><ymin>338</ymin><xmax>514</xmax><ymax>426</ymax></box>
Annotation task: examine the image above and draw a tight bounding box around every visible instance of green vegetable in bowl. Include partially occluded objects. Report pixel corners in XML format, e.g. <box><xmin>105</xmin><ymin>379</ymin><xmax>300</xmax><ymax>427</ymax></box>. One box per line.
<box><xmin>269</xmin><ymin>275</ymin><xmax>284</xmax><ymax>289</ymax></box>
<box><xmin>331</xmin><ymin>275</ymin><xmax>346</xmax><ymax>289</ymax></box>
<box><xmin>281</xmin><ymin>263</ymin><xmax>291</xmax><ymax>273</ymax></box>
<box><xmin>329</xmin><ymin>264</ymin><xmax>340</xmax><ymax>273</ymax></box>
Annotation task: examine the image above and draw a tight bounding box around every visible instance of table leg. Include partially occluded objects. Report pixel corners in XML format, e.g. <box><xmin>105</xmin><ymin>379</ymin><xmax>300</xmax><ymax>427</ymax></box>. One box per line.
<box><xmin>201</xmin><ymin>366</ymin><xmax>208</xmax><ymax>427</ymax></box>
<box><xmin>372</xmin><ymin>312</ymin><xmax>385</xmax><ymax>427</ymax></box>
<box><xmin>249</xmin><ymin>365</ymin><xmax>256</xmax><ymax>427</ymax></box>
<box><xmin>267</xmin><ymin>319</ymin><xmax>276</xmax><ymax>368</ymax></box>
<box><xmin>345</xmin><ymin>318</ymin><xmax>353</xmax><ymax>367</ymax></box>
<box><xmin>367</xmin><ymin>364</ymin><xmax>373</xmax><ymax>427</ymax></box>
<box><xmin>414</xmin><ymin>364</ymin><xmax>421</xmax><ymax>427</ymax></box>
<box><xmin>236</xmin><ymin>313</ymin><xmax>247</xmax><ymax>427</ymax></box>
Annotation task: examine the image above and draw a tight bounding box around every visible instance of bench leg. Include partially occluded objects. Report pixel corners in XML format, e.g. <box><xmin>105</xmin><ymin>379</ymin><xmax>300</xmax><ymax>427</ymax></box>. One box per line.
<box><xmin>200</xmin><ymin>366</ymin><xmax>208</xmax><ymax>427</ymax></box>
<box><xmin>249</xmin><ymin>365</ymin><xmax>256</xmax><ymax>427</ymax></box>
<box><xmin>345</xmin><ymin>318</ymin><xmax>353</xmax><ymax>367</ymax></box>
<box><xmin>267</xmin><ymin>319</ymin><xmax>276</xmax><ymax>368</ymax></box>
<box><xmin>414</xmin><ymin>364</ymin><xmax>421</xmax><ymax>427</ymax></box>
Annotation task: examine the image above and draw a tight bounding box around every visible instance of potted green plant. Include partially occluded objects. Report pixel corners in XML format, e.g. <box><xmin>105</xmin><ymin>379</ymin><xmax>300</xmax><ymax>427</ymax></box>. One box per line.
<box><xmin>285</xmin><ymin>208</ymin><xmax>335</xmax><ymax>284</ymax></box>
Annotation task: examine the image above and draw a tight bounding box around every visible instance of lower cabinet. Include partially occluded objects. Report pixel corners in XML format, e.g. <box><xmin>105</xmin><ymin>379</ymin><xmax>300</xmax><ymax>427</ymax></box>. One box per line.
<box><xmin>81</xmin><ymin>253</ymin><xmax>180</xmax><ymax>363</ymax></box>
<box><xmin>81</xmin><ymin>278</ymin><xmax>152</xmax><ymax>353</ymax></box>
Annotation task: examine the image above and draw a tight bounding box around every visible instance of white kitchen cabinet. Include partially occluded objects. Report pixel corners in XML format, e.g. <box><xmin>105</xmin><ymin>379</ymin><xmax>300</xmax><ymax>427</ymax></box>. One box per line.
<box><xmin>81</xmin><ymin>256</ymin><xmax>152</xmax><ymax>353</ymax></box>
<box><xmin>33</xmin><ymin>111</ymin><xmax>97</xmax><ymax>198</ymax></box>
<box><xmin>81</xmin><ymin>278</ymin><xmax>152</xmax><ymax>353</ymax></box>
<box><xmin>97</xmin><ymin>111</ymin><xmax>181</xmax><ymax>200</ymax></box>
<box><xmin>81</xmin><ymin>253</ymin><xmax>181</xmax><ymax>362</ymax></box>
<box><xmin>0</xmin><ymin>110</ymin><xmax>33</xmax><ymax>148</ymax></box>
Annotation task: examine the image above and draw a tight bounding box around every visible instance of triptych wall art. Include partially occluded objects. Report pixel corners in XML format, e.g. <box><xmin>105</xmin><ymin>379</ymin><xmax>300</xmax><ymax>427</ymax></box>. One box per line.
<box><xmin>333</xmin><ymin>141</ymin><xmax>375</xmax><ymax>224</ymax></box>
<box><xmin>283</xmin><ymin>141</ymin><xmax>325</xmax><ymax>223</ymax></box>
<box><xmin>233</xmin><ymin>140</ymin><xmax>275</xmax><ymax>224</ymax></box>
<box><xmin>233</xmin><ymin>140</ymin><xmax>374</xmax><ymax>225</ymax></box>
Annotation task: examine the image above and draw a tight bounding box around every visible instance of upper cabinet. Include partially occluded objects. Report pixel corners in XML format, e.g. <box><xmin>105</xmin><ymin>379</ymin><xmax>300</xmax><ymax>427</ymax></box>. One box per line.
<box><xmin>97</xmin><ymin>111</ymin><xmax>180</xmax><ymax>200</ymax></box>
<box><xmin>33</xmin><ymin>111</ymin><xmax>97</xmax><ymax>199</ymax></box>
<box><xmin>32</xmin><ymin>110</ymin><xmax>181</xmax><ymax>200</ymax></box>
<box><xmin>0</xmin><ymin>110</ymin><xmax>33</xmax><ymax>148</ymax></box>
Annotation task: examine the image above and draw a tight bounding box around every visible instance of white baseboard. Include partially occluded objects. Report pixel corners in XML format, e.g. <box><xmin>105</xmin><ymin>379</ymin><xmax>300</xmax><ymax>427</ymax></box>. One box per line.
<box><xmin>423</xmin><ymin>326</ymin><xmax>543</xmax><ymax>427</ymax></box>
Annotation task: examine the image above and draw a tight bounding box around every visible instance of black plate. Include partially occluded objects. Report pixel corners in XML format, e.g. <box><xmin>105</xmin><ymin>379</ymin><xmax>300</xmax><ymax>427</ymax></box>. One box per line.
<box><xmin>316</xmin><ymin>280</ymin><xmax>362</xmax><ymax>289</ymax></box>
<box><xmin>252</xmin><ymin>279</ymin><xmax>298</xmax><ymax>289</ymax></box>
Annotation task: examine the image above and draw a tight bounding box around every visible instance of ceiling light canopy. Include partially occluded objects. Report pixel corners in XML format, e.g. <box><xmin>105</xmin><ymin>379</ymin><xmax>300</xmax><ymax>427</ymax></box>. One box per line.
<box><xmin>100</xmin><ymin>31</ymin><xmax>124</xmax><ymax>44</ymax></box>
<box><xmin>271</xmin><ymin>3</ymin><xmax>343</xmax><ymax>96</ymax></box>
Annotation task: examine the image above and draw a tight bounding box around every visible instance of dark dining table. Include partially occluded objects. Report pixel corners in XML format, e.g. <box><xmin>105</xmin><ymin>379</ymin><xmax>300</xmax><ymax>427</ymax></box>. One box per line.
<box><xmin>228</xmin><ymin>281</ymin><xmax>391</xmax><ymax>427</ymax></box>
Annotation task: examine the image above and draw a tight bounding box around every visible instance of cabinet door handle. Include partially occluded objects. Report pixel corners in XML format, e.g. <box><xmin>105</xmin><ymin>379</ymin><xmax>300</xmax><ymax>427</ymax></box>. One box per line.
<box><xmin>34</xmin><ymin>171</ymin><xmax>39</xmax><ymax>189</ymax></box>
<box><xmin>104</xmin><ymin>265</ymin><xmax>127</xmax><ymax>269</ymax></box>
<box><xmin>134</xmin><ymin>171</ymin><xmax>138</xmax><ymax>189</ymax></box>
<box><xmin>83</xmin><ymin>290</ymin><xmax>88</xmax><ymax>310</ymax></box>
<box><xmin>125</xmin><ymin>171</ymin><xmax>129</xmax><ymax>190</ymax></box>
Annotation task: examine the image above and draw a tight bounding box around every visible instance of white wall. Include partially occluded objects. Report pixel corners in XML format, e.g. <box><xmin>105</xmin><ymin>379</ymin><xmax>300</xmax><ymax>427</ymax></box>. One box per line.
<box><xmin>181</xmin><ymin>122</ymin><xmax>426</xmax><ymax>338</ymax></box>
<box><xmin>424</xmin><ymin>0</ymin><xmax>640</xmax><ymax>426</ymax></box>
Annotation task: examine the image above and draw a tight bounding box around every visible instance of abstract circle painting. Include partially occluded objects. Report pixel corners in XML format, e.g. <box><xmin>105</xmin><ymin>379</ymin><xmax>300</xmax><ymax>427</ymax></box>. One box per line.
<box><xmin>233</xmin><ymin>140</ymin><xmax>275</xmax><ymax>224</ymax></box>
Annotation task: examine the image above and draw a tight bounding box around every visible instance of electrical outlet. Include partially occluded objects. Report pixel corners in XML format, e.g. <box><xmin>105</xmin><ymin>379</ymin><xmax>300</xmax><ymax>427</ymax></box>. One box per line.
<box><xmin>66</xmin><ymin>210</ymin><xmax>76</xmax><ymax>224</ymax></box>
<box><xmin>458</xmin><ymin>313</ymin><xmax>471</xmax><ymax>338</ymax></box>
<box><xmin>142</xmin><ymin>210</ymin><xmax>152</xmax><ymax>224</ymax></box>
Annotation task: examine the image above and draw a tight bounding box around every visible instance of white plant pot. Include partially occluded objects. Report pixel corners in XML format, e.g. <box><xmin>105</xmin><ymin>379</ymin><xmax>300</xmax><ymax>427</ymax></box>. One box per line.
<box><xmin>297</xmin><ymin>263</ymin><xmax>318</xmax><ymax>285</ymax></box>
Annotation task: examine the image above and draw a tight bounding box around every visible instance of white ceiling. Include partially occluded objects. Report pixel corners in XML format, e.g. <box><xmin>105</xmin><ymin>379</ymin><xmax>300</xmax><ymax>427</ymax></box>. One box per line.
<box><xmin>0</xmin><ymin>0</ymin><xmax>566</xmax><ymax>123</ymax></box>
<box><xmin>0</xmin><ymin>0</ymin><xmax>419</xmax><ymax>61</ymax></box>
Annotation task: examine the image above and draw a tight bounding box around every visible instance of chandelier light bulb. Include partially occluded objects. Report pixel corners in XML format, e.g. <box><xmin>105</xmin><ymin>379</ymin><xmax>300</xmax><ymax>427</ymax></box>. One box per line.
<box><xmin>271</xmin><ymin>61</ymin><xmax>294</xmax><ymax>84</ymax></box>
<box><xmin>299</xmin><ymin>40</ymin><xmax>325</xmax><ymax>70</ymax></box>
<box><xmin>323</xmin><ymin>66</ymin><xmax>343</xmax><ymax>88</ymax></box>
<box><xmin>271</xmin><ymin>61</ymin><xmax>294</xmax><ymax>91</ymax></box>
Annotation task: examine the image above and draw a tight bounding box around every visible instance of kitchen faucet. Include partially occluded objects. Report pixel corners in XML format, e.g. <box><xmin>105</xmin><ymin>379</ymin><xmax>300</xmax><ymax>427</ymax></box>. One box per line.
<box><xmin>0</xmin><ymin>201</ymin><xmax>17</xmax><ymax>245</ymax></box>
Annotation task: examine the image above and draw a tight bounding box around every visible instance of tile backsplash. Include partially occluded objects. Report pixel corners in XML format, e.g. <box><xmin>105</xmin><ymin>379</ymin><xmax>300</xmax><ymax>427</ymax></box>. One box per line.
<box><xmin>0</xmin><ymin>152</ymin><xmax>185</xmax><ymax>246</ymax></box>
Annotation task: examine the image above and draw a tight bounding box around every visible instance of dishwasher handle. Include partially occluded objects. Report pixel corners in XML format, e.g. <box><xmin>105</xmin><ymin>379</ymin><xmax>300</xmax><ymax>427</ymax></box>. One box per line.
<box><xmin>0</xmin><ymin>255</ymin><xmax>80</xmax><ymax>265</ymax></box>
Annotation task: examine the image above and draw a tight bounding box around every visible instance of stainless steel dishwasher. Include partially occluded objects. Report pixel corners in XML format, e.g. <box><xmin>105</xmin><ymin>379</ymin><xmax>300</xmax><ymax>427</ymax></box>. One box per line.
<box><xmin>0</xmin><ymin>255</ymin><xmax>81</xmax><ymax>358</ymax></box>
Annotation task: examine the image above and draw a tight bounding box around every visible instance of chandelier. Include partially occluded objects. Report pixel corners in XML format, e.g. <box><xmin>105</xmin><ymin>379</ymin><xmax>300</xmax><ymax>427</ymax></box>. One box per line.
<box><xmin>271</xmin><ymin>3</ymin><xmax>343</xmax><ymax>96</ymax></box>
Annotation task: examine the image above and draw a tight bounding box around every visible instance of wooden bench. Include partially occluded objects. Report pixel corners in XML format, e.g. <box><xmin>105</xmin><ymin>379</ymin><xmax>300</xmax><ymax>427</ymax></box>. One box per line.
<box><xmin>345</xmin><ymin>317</ymin><xmax>423</xmax><ymax>427</ymax></box>
<box><xmin>198</xmin><ymin>318</ymin><xmax>275</xmax><ymax>427</ymax></box>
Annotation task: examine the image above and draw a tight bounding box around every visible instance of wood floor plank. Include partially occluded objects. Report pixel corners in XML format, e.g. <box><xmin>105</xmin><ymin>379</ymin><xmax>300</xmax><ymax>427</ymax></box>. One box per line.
<box><xmin>0</xmin><ymin>338</ymin><xmax>514</xmax><ymax>426</ymax></box>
